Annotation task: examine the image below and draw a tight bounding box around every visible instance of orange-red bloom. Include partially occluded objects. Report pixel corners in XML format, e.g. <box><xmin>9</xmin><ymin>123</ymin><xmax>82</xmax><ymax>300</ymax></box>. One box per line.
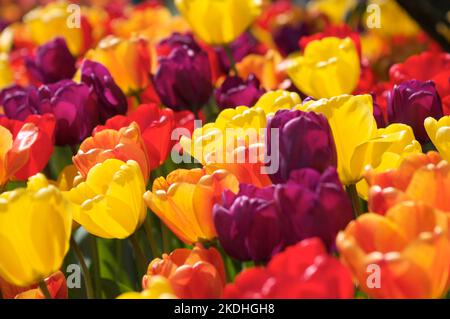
<box><xmin>337</xmin><ymin>201</ymin><xmax>450</xmax><ymax>299</ymax></box>
<box><xmin>73</xmin><ymin>122</ymin><xmax>150</xmax><ymax>181</ymax></box>
<box><xmin>366</xmin><ymin>152</ymin><xmax>450</xmax><ymax>214</ymax></box>
<box><xmin>0</xmin><ymin>114</ymin><xmax>55</xmax><ymax>185</ymax></box>
<box><xmin>0</xmin><ymin>271</ymin><xmax>67</xmax><ymax>299</ymax></box>
<box><xmin>143</xmin><ymin>244</ymin><xmax>226</xmax><ymax>299</ymax></box>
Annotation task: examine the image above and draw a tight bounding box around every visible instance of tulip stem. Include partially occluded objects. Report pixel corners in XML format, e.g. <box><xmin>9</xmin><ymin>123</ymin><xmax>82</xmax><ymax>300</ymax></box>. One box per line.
<box><xmin>224</xmin><ymin>44</ymin><xmax>238</xmax><ymax>76</ymax></box>
<box><xmin>90</xmin><ymin>236</ymin><xmax>102</xmax><ymax>298</ymax></box>
<box><xmin>161</xmin><ymin>223</ymin><xmax>171</xmax><ymax>253</ymax></box>
<box><xmin>130</xmin><ymin>234</ymin><xmax>148</xmax><ymax>276</ymax></box>
<box><xmin>38</xmin><ymin>280</ymin><xmax>52</xmax><ymax>299</ymax></box>
<box><xmin>143</xmin><ymin>216</ymin><xmax>160</xmax><ymax>258</ymax></box>
<box><xmin>70</xmin><ymin>237</ymin><xmax>95</xmax><ymax>299</ymax></box>
<box><xmin>346</xmin><ymin>184</ymin><xmax>362</xmax><ymax>218</ymax></box>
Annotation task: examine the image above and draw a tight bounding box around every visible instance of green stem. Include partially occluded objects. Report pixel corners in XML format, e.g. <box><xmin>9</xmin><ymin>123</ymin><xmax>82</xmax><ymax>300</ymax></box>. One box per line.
<box><xmin>346</xmin><ymin>184</ymin><xmax>362</xmax><ymax>218</ymax></box>
<box><xmin>70</xmin><ymin>237</ymin><xmax>94</xmax><ymax>299</ymax></box>
<box><xmin>224</xmin><ymin>44</ymin><xmax>238</xmax><ymax>76</ymax></box>
<box><xmin>90</xmin><ymin>236</ymin><xmax>102</xmax><ymax>298</ymax></box>
<box><xmin>38</xmin><ymin>280</ymin><xmax>52</xmax><ymax>299</ymax></box>
<box><xmin>130</xmin><ymin>233</ymin><xmax>147</xmax><ymax>275</ymax></box>
<box><xmin>161</xmin><ymin>223</ymin><xmax>171</xmax><ymax>253</ymax></box>
<box><xmin>143</xmin><ymin>216</ymin><xmax>160</xmax><ymax>259</ymax></box>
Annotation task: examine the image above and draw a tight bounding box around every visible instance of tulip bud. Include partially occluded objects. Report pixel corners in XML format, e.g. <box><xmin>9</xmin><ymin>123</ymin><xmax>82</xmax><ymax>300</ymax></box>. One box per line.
<box><xmin>214</xmin><ymin>74</ymin><xmax>265</xmax><ymax>110</ymax></box>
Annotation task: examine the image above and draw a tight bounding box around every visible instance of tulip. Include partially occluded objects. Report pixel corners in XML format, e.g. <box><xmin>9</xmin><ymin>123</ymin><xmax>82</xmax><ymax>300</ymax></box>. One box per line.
<box><xmin>153</xmin><ymin>33</ymin><xmax>212</xmax><ymax>112</ymax></box>
<box><xmin>213</xmin><ymin>184</ymin><xmax>283</xmax><ymax>262</ymax></box>
<box><xmin>175</xmin><ymin>0</ymin><xmax>262</xmax><ymax>45</ymax></box>
<box><xmin>117</xmin><ymin>276</ymin><xmax>176</xmax><ymax>299</ymax></box>
<box><xmin>23</xmin><ymin>1</ymin><xmax>92</xmax><ymax>55</ymax></box>
<box><xmin>144</xmin><ymin>168</ymin><xmax>239</xmax><ymax>244</ymax></box>
<box><xmin>224</xmin><ymin>238</ymin><xmax>354</xmax><ymax>298</ymax></box>
<box><xmin>26</xmin><ymin>37</ymin><xmax>76</xmax><ymax>84</ymax></box>
<box><xmin>38</xmin><ymin>80</ymin><xmax>99</xmax><ymax>145</ymax></box>
<box><xmin>85</xmin><ymin>36</ymin><xmax>152</xmax><ymax>94</ymax></box>
<box><xmin>366</xmin><ymin>151</ymin><xmax>450</xmax><ymax>214</ymax></box>
<box><xmin>387</xmin><ymin>80</ymin><xmax>443</xmax><ymax>144</ymax></box>
<box><xmin>266</xmin><ymin>109</ymin><xmax>337</xmax><ymax>183</ymax></box>
<box><xmin>143</xmin><ymin>244</ymin><xmax>226</xmax><ymax>299</ymax></box>
<box><xmin>425</xmin><ymin>116</ymin><xmax>450</xmax><ymax>162</ymax></box>
<box><xmin>66</xmin><ymin>159</ymin><xmax>146</xmax><ymax>239</ymax></box>
<box><xmin>337</xmin><ymin>201</ymin><xmax>450</xmax><ymax>298</ymax></box>
<box><xmin>80</xmin><ymin>60</ymin><xmax>128</xmax><ymax>123</ymax></box>
<box><xmin>95</xmin><ymin>104</ymin><xmax>176</xmax><ymax>170</ymax></box>
<box><xmin>73</xmin><ymin>122</ymin><xmax>150</xmax><ymax>181</ymax></box>
<box><xmin>254</xmin><ymin>90</ymin><xmax>301</xmax><ymax>115</ymax></box>
<box><xmin>273</xmin><ymin>23</ymin><xmax>307</xmax><ymax>57</ymax></box>
<box><xmin>287</xmin><ymin>37</ymin><xmax>360</xmax><ymax>99</ymax></box>
<box><xmin>0</xmin><ymin>85</ymin><xmax>41</xmax><ymax>121</ymax></box>
<box><xmin>0</xmin><ymin>174</ymin><xmax>73</xmax><ymax>286</ymax></box>
<box><xmin>214</xmin><ymin>74</ymin><xmax>265</xmax><ymax>110</ymax></box>
<box><xmin>0</xmin><ymin>53</ymin><xmax>13</xmax><ymax>89</ymax></box>
<box><xmin>297</xmin><ymin>94</ymin><xmax>421</xmax><ymax>185</ymax></box>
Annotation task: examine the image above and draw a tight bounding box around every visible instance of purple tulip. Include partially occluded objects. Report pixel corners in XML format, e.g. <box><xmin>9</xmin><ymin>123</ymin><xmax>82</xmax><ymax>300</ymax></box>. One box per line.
<box><xmin>387</xmin><ymin>80</ymin><xmax>443</xmax><ymax>143</ymax></box>
<box><xmin>213</xmin><ymin>184</ymin><xmax>284</xmax><ymax>262</ymax></box>
<box><xmin>26</xmin><ymin>37</ymin><xmax>76</xmax><ymax>84</ymax></box>
<box><xmin>153</xmin><ymin>33</ymin><xmax>212</xmax><ymax>112</ymax></box>
<box><xmin>81</xmin><ymin>60</ymin><xmax>127</xmax><ymax>123</ymax></box>
<box><xmin>372</xmin><ymin>93</ymin><xmax>386</xmax><ymax>128</ymax></box>
<box><xmin>214</xmin><ymin>74</ymin><xmax>265</xmax><ymax>110</ymax></box>
<box><xmin>273</xmin><ymin>23</ymin><xmax>308</xmax><ymax>57</ymax></box>
<box><xmin>274</xmin><ymin>167</ymin><xmax>353</xmax><ymax>251</ymax></box>
<box><xmin>38</xmin><ymin>80</ymin><xmax>99</xmax><ymax>145</ymax></box>
<box><xmin>0</xmin><ymin>85</ymin><xmax>41</xmax><ymax>120</ymax></box>
<box><xmin>266</xmin><ymin>109</ymin><xmax>337</xmax><ymax>183</ymax></box>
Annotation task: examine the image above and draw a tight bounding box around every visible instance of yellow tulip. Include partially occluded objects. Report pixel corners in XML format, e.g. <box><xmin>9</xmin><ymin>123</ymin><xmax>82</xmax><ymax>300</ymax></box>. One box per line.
<box><xmin>117</xmin><ymin>276</ymin><xmax>176</xmax><ymax>299</ymax></box>
<box><xmin>66</xmin><ymin>159</ymin><xmax>146</xmax><ymax>239</ymax></box>
<box><xmin>23</xmin><ymin>1</ymin><xmax>89</xmax><ymax>56</ymax></box>
<box><xmin>144</xmin><ymin>168</ymin><xmax>239</xmax><ymax>244</ymax></box>
<box><xmin>287</xmin><ymin>37</ymin><xmax>360</xmax><ymax>99</ymax></box>
<box><xmin>253</xmin><ymin>90</ymin><xmax>301</xmax><ymax>116</ymax></box>
<box><xmin>0</xmin><ymin>174</ymin><xmax>72</xmax><ymax>286</ymax></box>
<box><xmin>425</xmin><ymin>116</ymin><xmax>450</xmax><ymax>162</ymax></box>
<box><xmin>175</xmin><ymin>0</ymin><xmax>262</xmax><ymax>45</ymax></box>
<box><xmin>308</xmin><ymin>0</ymin><xmax>357</xmax><ymax>24</ymax></box>
<box><xmin>298</xmin><ymin>94</ymin><xmax>420</xmax><ymax>185</ymax></box>
<box><xmin>0</xmin><ymin>53</ymin><xmax>12</xmax><ymax>89</ymax></box>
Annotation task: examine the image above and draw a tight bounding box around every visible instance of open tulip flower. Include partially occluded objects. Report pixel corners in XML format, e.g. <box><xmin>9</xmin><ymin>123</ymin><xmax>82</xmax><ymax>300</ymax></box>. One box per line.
<box><xmin>1</xmin><ymin>0</ymin><xmax>450</xmax><ymax>301</ymax></box>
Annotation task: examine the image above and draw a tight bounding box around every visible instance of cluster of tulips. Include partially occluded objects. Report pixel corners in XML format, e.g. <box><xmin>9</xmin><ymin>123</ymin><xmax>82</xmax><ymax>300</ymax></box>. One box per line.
<box><xmin>0</xmin><ymin>0</ymin><xmax>449</xmax><ymax>299</ymax></box>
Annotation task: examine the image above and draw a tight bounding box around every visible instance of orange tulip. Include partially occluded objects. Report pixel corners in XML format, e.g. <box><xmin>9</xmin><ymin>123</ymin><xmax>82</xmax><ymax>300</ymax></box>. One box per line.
<box><xmin>144</xmin><ymin>168</ymin><xmax>239</xmax><ymax>244</ymax></box>
<box><xmin>0</xmin><ymin>271</ymin><xmax>67</xmax><ymax>299</ymax></box>
<box><xmin>143</xmin><ymin>244</ymin><xmax>226</xmax><ymax>299</ymax></box>
<box><xmin>366</xmin><ymin>152</ymin><xmax>450</xmax><ymax>214</ymax></box>
<box><xmin>337</xmin><ymin>201</ymin><xmax>450</xmax><ymax>299</ymax></box>
<box><xmin>73</xmin><ymin>122</ymin><xmax>150</xmax><ymax>181</ymax></box>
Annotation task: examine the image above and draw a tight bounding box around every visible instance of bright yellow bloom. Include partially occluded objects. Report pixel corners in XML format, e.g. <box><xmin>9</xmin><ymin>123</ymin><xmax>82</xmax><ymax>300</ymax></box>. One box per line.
<box><xmin>254</xmin><ymin>90</ymin><xmax>301</xmax><ymax>115</ymax></box>
<box><xmin>85</xmin><ymin>36</ymin><xmax>152</xmax><ymax>94</ymax></box>
<box><xmin>117</xmin><ymin>276</ymin><xmax>176</xmax><ymax>299</ymax></box>
<box><xmin>308</xmin><ymin>0</ymin><xmax>357</xmax><ymax>24</ymax></box>
<box><xmin>298</xmin><ymin>94</ymin><xmax>420</xmax><ymax>185</ymax></box>
<box><xmin>425</xmin><ymin>116</ymin><xmax>450</xmax><ymax>162</ymax></box>
<box><xmin>23</xmin><ymin>1</ymin><xmax>89</xmax><ymax>56</ymax></box>
<box><xmin>66</xmin><ymin>159</ymin><xmax>146</xmax><ymax>239</ymax></box>
<box><xmin>0</xmin><ymin>53</ymin><xmax>12</xmax><ymax>89</ymax></box>
<box><xmin>287</xmin><ymin>37</ymin><xmax>360</xmax><ymax>99</ymax></box>
<box><xmin>144</xmin><ymin>168</ymin><xmax>239</xmax><ymax>244</ymax></box>
<box><xmin>175</xmin><ymin>0</ymin><xmax>262</xmax><ymax>45</ymax></box>
<box><xmin>0</xmin><ymin>174</ymin><xmax>73</xmax><ymax>286</ymax></box>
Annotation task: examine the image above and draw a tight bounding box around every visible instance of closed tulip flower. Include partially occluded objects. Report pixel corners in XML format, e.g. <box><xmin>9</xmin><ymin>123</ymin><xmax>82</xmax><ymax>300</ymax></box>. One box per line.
<box><xmin>0</xmin><ymin>174</ymin><xmax>73</xmax><ymax>286</ymax></box>
<box><xmin>144</xmin><ymin>168</ymin><xmax>239</xmax><ymax>244</ymax></box>
<box><xmin>297</xmin><ymin>94</ymin><xmax>421</xmax><ymax>185</ymax></box>
<box><xmin>254</xmin><ymin>90</ymin><xmax>301</xmax><ymax>115</ymax></box>
<box><xmin>425</xmin><ymin>116</ymin><xmax>450</xmax><ymax>162</ymax></box>
<box><xmin>175</xmin><ymin>0</ymin><xmax>262</xmax><ymax>45</ymax></box>
<box><xmin>213</xmin><ymin>184</ymin><xmax>283</xmax><ymax>262</ymax></box>
<box><xmin>153</xmin><ymin>33</ymin><xmax>212</xmax><ymax>112</ymax></box>
<box><xmin>80</xmin><ymin>60</ymin><xmax>128</xmax><ymax>123</ymax></box>
<box><xmin>143</xmin><ymin>244</ymin><xmax>226</xmax><ymax>299</ymax></box>
<box><xmin>118</xmin><ymin>276</ymin><xmax>176</xmax><ymax>299</ymax></box>
<box><xmin>0</xmin><ymin>85</ymin><xmax>41</xmax><ymax>121</ymax></box>
<box><xmin>287</xmin><ymin>37</ymin><xmax>360</xmax><ymax>99</ymax></box>
<box><xmin>388</xmin><ymin>80</ymin><xmax>443</xmax><ymax>144</ymax></box>
<box><xmin>26</xmin><ymin>37</ymin><xmax>76</xmax><ymax>84</ymax></box>
<box><xmin>266</xmin><ymin>109</ymin><xmax>337</xmax><ymax>183</ymax></box>
<box><xmin>66</xmin><ymin>159</ymin><xmax>146</xmax><ymax>239</ymax></box>
<box><xmin>85</xmin><ymin>36</ymin><xmax>152</xmax><ymax>94</ymax></box>
<box><xmin>337</xmin><ymin>201</ymin><xmax>450</xmax><ymax>298</ymax></box>
<box><xmin>224</xmin><ymin>238</ymin><xmax>354</xmax><ymax>298</ymax></box>
<box><xmin>74</xmin><ymin>122</ymin><xmax>150</xmax><ymax>181</ymax></box>
<box><xmin>214</xmin><ymin>74</ymin><xmax>265</xmax><ymax>110</ymax></box>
